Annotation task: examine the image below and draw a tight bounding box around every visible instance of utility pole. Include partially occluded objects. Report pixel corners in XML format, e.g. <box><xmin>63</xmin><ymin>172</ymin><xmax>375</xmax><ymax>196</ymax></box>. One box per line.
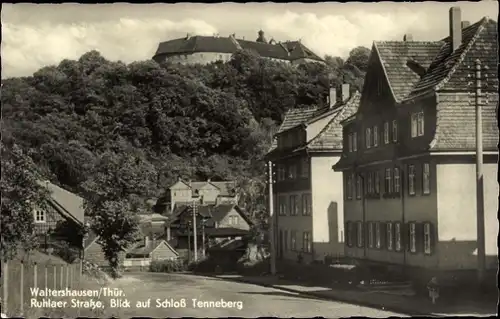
<box><xmin>202</xmin><ymin>220</ymin><xmax>206</xmax><ymax>258</ymax></box>
<box><xmin>193</xmin><ymin>200</ymin><xmax>198</xmax><ymax>262</ymax></box>
<box><xmin>266</xmin><ymin>161</ymin><xmax>277</xmax><ymax>275</ymax></box>
<box><xmin>468</xmin><ymin>59</ymin><xmax>489</xmax><ymax>285</ymax></box>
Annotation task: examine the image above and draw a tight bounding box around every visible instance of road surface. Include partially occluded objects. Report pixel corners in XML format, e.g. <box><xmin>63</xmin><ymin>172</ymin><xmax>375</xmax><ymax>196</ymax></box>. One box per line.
<box><xmin>101</xmin><ymin>272</ymin><xmax>406</xmax><ymax>317</ymax></box>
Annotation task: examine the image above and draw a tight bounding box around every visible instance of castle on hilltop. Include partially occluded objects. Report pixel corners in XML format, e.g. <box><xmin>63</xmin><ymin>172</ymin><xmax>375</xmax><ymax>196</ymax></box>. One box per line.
<box><xmin>152</xmin><ymin>30</ymin><xmax>325</xmax><ymax>65</ymax></box>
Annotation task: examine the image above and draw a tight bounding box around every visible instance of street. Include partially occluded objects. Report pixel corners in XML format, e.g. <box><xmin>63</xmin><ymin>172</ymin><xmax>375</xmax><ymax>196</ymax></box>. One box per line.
<box><xmin>103</xmin><ymin>272</ymin><xmax>406</xmax><ymax>317</ymax></box>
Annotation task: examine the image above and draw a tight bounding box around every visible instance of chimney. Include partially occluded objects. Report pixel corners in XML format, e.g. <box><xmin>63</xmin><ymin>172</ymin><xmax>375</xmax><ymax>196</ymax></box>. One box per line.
<box><xmin>341</xmin><ymin>83</ymin><xmax>350</xmax><ymax>101</ymax></box>
<box><xmin>144</xmin><ymin>236</ymin><xmax>150</xmax><ymax>247</ymax></box>
<box><xmin>449</xmin><ymin>7</ymin><xmax>462</xmax><ymax>52</ymax></box>
<box><xmin>461</xmin><ymin>21</ymin><xmax>470</xmax><ymax>29</ymax></box>
<box><xmin>328</xmin><ymin>87</ymin><xmax>337</xmax><ymax>108</ymax></box>
<box><xmin>403</xmin><ymin>34</ymin><xmax>413</xmax><ymax>41</ymax></box>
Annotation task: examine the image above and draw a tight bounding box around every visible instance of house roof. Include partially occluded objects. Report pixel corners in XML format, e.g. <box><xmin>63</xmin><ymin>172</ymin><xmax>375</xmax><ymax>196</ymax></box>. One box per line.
<box><xmin>208</xmin><ymin>238</ymin><xmax>247</xmax><ymax>251</ymax></box>
<box><xmin>138</xmin><ymin>213</ymin><xmax>169</xmax><ymax>223</ymax></box>
<box><xmin>169</xmin><ymin>203</ymin><xmax>252</xmax><ymax>229</ymax></box>
<box><xmin>276</xmin><ymin>107</ymin><xmax>319</xmax><ymax>134</ymax></box>
<box><xmin>154</xmin><ymin>35</ymin><xmax>324</xmax><ymax>62</ymax></box>
<box><xmin>374</xmin><ymin>41</ymin><xmax>443</xmax><ymax>102</ymax></box>
<box><xmin>38</xmin><ymin>181</ymin><xmax>85</xmax><ymax>225</ymax></box>
<box><xmin>306</xmin><ymin>91</ymin><xmax>362</xmax><ymax>151</ymax></box>
<box><xmin>170</xmin><ymin>179</ymin><xmax>236</xmax><ymax>197</ymax></box>
<box><xmin>126</xmin><ymin>239</ymin><xmax>178</xmax><ymax>258</ymax></box>
<box><xmin>204</xmin><ymin>227</ymin><xmax>250</xmax><ymax>237</ymax></box>
<box><xmin>407</xmin><ymin>18</ymin><xmax>496</xmax><ymax>99</ymax></box>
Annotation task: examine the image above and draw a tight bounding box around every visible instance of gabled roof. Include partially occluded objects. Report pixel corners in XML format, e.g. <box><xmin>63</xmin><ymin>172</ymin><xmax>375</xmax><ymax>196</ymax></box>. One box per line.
<box><xmin>170</xmin><ymin>179</ymin><xmax>236</xmax><ymax>197</ymax></box>
<box><xmin>285</xmin><ymin>41</ymin><xmax>324</xmax><ymax>62</ymax></box>
<box><xmin>407</xmin><ymin>18</ymin><xmax>495</xmax><ymax>99</ymax></box>
<box><xmin>374</xmin><ymin>41</ymin><xmax>442</xmax><ymax>102</ymax></box>
<box><xmin>38</xmin><ymin>181</ymin><xmax>85</xmax><ymax>226</ymax></box>
<box><xmin>276</xmin><ymin>107</ymin><xmax>319</xmax><ymax>134</ymax></box>
<box><xmin>306</xmin><ymin>91</ymin><xmax>362</xmax><ymax>151</ymax></box>
<box><xmin>126</xmin><ymin>239</ymin><xmax>178</xmax><ymax>258</ymax></box>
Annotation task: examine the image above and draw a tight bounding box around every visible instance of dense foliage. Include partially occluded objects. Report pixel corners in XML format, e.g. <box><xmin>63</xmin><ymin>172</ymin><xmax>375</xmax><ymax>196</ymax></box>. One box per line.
<box><xmin>1</xmin><ymin>47</ymin><xmax>369</xmax><ymax>264</ymax></box>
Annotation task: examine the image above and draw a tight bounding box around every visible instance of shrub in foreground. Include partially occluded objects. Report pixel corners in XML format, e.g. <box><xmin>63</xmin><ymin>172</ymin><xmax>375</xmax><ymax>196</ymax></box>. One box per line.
<box><xmin>149</xmin><ymin>259</ymin><xmax>187</xmax><ymax>273</ymax></box>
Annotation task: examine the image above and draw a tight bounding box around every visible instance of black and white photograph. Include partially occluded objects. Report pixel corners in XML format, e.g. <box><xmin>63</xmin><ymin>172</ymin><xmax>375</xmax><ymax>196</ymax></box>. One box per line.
<box><xmin>1</xmin><ymin>2</ymin><xmax>498</xmax><ymax>318</ymax></box>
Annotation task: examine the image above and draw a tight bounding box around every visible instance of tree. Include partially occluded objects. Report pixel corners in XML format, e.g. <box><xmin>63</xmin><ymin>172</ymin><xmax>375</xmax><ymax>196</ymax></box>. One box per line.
<box><xmin>0</xmin><ymin>141</ymin><xmax>50</xmax><ymax>261</ymax></box>
<box><xmin>346</xmin><ymin>46</ymin><xmax>371</xmax><ymax>73</ymax></box>
<box><xmin>81</xmin><ymin>146</ymin><xmax>157</xmax><ymax>277</ymax></box>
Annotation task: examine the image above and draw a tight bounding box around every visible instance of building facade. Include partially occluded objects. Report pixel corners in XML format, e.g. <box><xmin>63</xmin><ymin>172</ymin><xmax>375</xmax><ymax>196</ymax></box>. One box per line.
<box><xmin>266</xmin><ymin>85</ymin><xmax>361</xmax><ymax>263</ymax></box>
<box><xmin>153</xmin><ymin>30</ymin><xmax>324</xmax><ymax>66</ymax></box>
<box><xmin>333</xmin><ymin>8</ymin><xmax>498</xmax><ymax>286</ymax></box>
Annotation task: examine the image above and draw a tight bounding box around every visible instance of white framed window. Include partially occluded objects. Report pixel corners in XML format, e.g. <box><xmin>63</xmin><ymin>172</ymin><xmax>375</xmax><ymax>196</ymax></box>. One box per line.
<box><xmin>291</xmin><ymin>231</ymin><xmax>297</xmax><ymax>250</ymax></box>
<box><xmin>303</xmin><ymin>231</ymin><xmax>312</xmax><ymax>253</ymax></box>
<box><xmin>346</xmin><ymin>222</ymin><xmax>354</xmax><ymax>247</ymax></box>
<box><xmin>34</xmin><ymin>209</ymin><xmax>46</xmax><ymax>223</ymax></box>
<box><xmin>422</xmin><ymin>163</ymin><xmax>430</xmax><ymax>194</ymax></box>
<box><xmin>356</xmin><ymin>175</ymin><xmax>362</xmax><ymax>199</ymax></box>
<box><xmin>301</xmin><ymin>157</ymin><xmax>309</xmax><ymax>178</ymax></box>
<box><xmin>411</xmin><ymin>114</ymin><xmax>418</xmax><ymax>138</ymax></box>
<box><xmin>408</xmin><ymin>165</ymin><xmax>416</xmax><ymax>195</ymax></box>
<box><xmin>233</xmin><ymin>216</ymin><xmax>239</xmax><ymax>225</ymax></box>
<box><xmin>288</xmin><ymin>164</ymin><xmax>297</xmax><ymax>179</ymax></box>
<box><xmin>375</xmin><ymin>222</ymin><xmax>381</xmax><ymax>249</ymax></box>
<box><xmin>353</xmin><ymin>132</ymin><xmax>357</xmax><ymax>151</ymax></box>
<box><xmin>374</xmin><ymin>171</ymin><xmax>380</xmax><ymax>195</ymax></box>
<box><xmin>409</xmin><ymin>222</ymin><xmax>417</xmax><ymax>253</ymax></box>
<box><xmin>386</xmin><ymin>223</ymin><xmax>393</xmax><ymax>251</ymax></box>
<box><xmin>278</xmin><ymin>196</ymin><xmax>287</xmax><ymax>215</ymax></box>
<box><xmin>301</xmin><ymin>194</ymin><xmax>311</xmax><ymax>215</ymax></box>
<box><xmin>395</xmin><ymin>222</ymin><xmax>402</xmax><ymax>252</ymax></box>
<box><xmin>385</xmin><ymin>168</ymin><xmax>392</xmax><ymax>193</ymax></box>
<box><xmin>289</xmin><ymin>195</ymin><xmax>298</xmax><ymax>216</ymax></box>
<box><xmin>348</xmin><ymin>134</ymin><xmax>353</xmax><ymax>152</ymax></box>
<box><xmin>424</xmin><ymin>222</ymin><xmax>432</xmax><ymax>254</ymax></box>
<box><xmin>365</xmin><ymin>128</ymin><xmax>372</xmax><ymax>149</ymax></box>
<box><xmin>384</xmin><ymin>122</ymin><xmax>390</xmax><ymax>144</ymax></box>
<box><xmin>367</xmin><ymin>172</ymin><xmax>374</xmax><ymax>194</ymax></box>
<box><xmin>392</xmin><ymin>120</ymin><xmax>398</xmax><ymax>142</ymax></box>
<box><xmin>368</xmin><ymin>222</ymin><xmax>374</xmax><ymax>248</ymax></box>
<box><xmin>417</xmin><ymin>112</ymin><xmax>424</xmax><ymax>136</ymax></box>
<box><xmin>356</xmin><ymin>221</ymin><xmax>364</xmax><ymax>248</ymax></box>
<box><xmin>373</xmin><ymin>125</ymin><xmax>379</xmax><ymax>147</ymax></box>
<box><xmin>394</xmin><ymin>168</ymin><xmax>400</xmax><ymax>193</ymax></box>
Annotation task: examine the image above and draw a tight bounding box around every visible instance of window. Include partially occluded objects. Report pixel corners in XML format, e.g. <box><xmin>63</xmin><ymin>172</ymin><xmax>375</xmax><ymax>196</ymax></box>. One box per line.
<box><xmin>278</xmin><ymin>196</ymin><xmax>287</xmax><ymax>215</ymax></box>
<box><xmin>409</xmin><ymin>223</ymin><xmax>417</xmax><ymax>253</ymax></box>
<box><xmin>288</xmin><ymin>164</ymin><xmax>297</xmax><ymax>179</ymax></box>
<box><xmin>373</xmin><ymin>125</ymin><xmax>379</xmax><ymax>147</ymax></box>
<box><xmin>394</xmin><ymin>168</ymin><xmax>400</xmax><ymax>193</ymax></box>
<box><xmin>278</xmin><ymin>165</ymin><xmax>286</xmax><ymax>181</ymax></box>
<box><xmin>301</xmin><ymin>158</ymin><xmax>310</xmax><ymax>178</ymax></box>
<box><xmin>346</xmin><ymin>222</ymin><xmax>354</xmax><ymax>247</ymax></box>
<box><xmin>356</xmin><ymin>221</ymin><xmax>364</xmax><ymax>248</ymax></box>
<box><xmin>374</xmin><ymin>171</ymin><xmax>380</xmax><ymax>195</ymax></box>
<box><xmin>233</xmin><ymin>216</ymin><xmax>239</xmax><ymax>225</ymax></box>
<box><xmin>353</xmin><ymin>132</ymin><xmax>357</xmax><ymax>151</ymax></box>
<box><xmin>368</xmin><ymin>222</ymin><xmax>374</xmax><ymax>248</ymax></box>
<box><xmin>417</xmin><ymin>112</ymin><xmax>424</xmax><ymax>136</ymax></box>
<box><xmin>348</xmin><ymin>134</ymin><xmax>353</xmax><ymax>152</ymax></box>
<box><xmin>375</xmin><ymin>222</ymin><xmax>381</xmax><ymax>249</ymax></box>
<box><xmin>424</xmin><ymin>223</ymin><xmax>432</xmax><ymax>254</ymax></box>
<box><xmin>411</xmin><ymin>112</ymin><xmax>424</xmax><ymax>138</ymax></box>
<box><xmin>346</xmin><ymin>174</ymin><xmax>353</xmax><ymax>200</ymax></box>
<box><xmin>385</xmin><ymin>168</ymin><xmax>392</xmax><ymax>194</ymax></box>
<box><xmin>303</xmin><ymin>232</ymin><xmax>312</xmax><ymax>253</ymax></box>
<box><xmin>291</xmin><ymin>231</ymin><xmax>297</xmax><ymax>250</ymax></box>
<box><xmin>367</xmin><ymin>172</ymin><xmax>374</xmax><ymax>194</ymax></box>
<box><xmin>384</xmin><ymin>122</ymin><xmax>390</xmax><ymax>144</ymax></box>
<box><xmin>408</xmin><ymin>165</ymin><xmax>416</xmax><ymax>195</ymax></box>
<box><xmin>34</xmin><ymin>210</ymin><xmax>46</xmax><ymax>223</ymax></box>
<box><xmin>356</xmin><ymin>175</ymin><xmax>362</xmax><ymax>199</ymax></box>
<box><xmin>365</xmin><ymin>128</ymin><xmax>372</xmax><ymax>148</ymax></box>
<box><xmin>392</xmin><ymin>120</ymin><xmax>398</xmax><ymax>142</ymax></box>
<box><xmin>386</xmin><ymin>223</ymin><xmax>393</xmax><ymax>251</ymax></box>
<box><xmin>395</xmin><ymin>223</ymin><xmax>402</xmax><ymax>252</ymax></box>
<box><xmin>301</xmin><ymin>194</ymin><xmax>311</xmax><ymax>215</ymax></box>
<box><xmin>284</xmin><ymin>230</ymin><xmax>288</xmax><ymax>251</ymax></box>
<box><xmin>290</xmin><ymin>195</ymin><xmax>299</xmax><ymax>216</ymax></box>
<box><xmin>422</xmin><ymin>163</ymin><xmax>430</xmax><ymax>194</ymax></box>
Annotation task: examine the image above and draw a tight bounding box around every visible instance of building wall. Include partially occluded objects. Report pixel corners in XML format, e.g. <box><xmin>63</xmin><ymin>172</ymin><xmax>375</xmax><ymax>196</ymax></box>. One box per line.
<box><xmin>170</xmin><ymin>182</ymin><xmax>193</xmax><ymax>204</ymax></box>
<box><xmin>218</xmin><ymin>208</ymin><xmax>251</xmax><ymax>231</ymax></box>
<box><xmin>198</xmin><ymin>184</ymin><xmax>220</xmax><ymax>203</ymax></box>
<box><xmin>310</xmin><ymin>155</ymin><xmax>344</xmax><ymax>260</ymax></box>
<box><xmin>156</xmin><ymin>52</ymin><xmax>233</xmax><ymax>65</ymax></box>
<box><xmin>436</xmin><ymin>161</ymin><xmax>499</xmax><ymax>270</ymax></box>
<box><xmin>34</xmin><ymin>202</ymin><xmax>67</xmax><ymax>234</ymax></box>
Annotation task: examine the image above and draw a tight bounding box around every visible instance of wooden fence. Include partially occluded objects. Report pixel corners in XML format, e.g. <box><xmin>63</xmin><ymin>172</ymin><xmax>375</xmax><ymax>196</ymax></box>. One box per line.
<box><xmin>0</xmin><ymin>260</ymin><xmax>83</xmax><ymax>316</ymax></box>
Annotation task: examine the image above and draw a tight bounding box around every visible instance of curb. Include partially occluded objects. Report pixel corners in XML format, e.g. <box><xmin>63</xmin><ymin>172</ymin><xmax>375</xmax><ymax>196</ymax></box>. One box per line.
<box><xmin>212</xmin><ymin>275</ymin><xmax>437</xmax><ymax>317</ymax></box>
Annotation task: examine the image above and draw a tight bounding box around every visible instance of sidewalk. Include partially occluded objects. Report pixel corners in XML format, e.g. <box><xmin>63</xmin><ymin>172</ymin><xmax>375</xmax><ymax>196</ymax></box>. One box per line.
<box><xmin>215</xmin><ymin>274</ymin><xmax>497</xmax><ymax>317</ymax></box>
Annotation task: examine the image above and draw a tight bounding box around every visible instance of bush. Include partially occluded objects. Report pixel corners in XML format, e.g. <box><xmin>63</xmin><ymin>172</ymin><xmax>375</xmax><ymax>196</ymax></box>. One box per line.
<box><xmin>149</xmin><ymin>259</ymin><xmax>187</xmax><ymax>273</ymax></box>
<box><xmin>187</xmin><ymin>257</ymin><xmax>217</xmax><ymax>273</ymax></box>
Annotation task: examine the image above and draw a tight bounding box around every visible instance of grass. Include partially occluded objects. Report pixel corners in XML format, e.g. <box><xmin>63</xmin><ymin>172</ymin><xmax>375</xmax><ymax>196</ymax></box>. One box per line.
<box><xmin>1</xmin><ymin>251</ymin><xmax>119</xmax><ymax>319</ymax></box>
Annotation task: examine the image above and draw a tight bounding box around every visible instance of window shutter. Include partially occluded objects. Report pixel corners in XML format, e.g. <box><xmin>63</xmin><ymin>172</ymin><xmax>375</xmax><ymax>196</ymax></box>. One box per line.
<box><xmin>416</xmin><ymin>223</ymin><xmax>425</xmax><ymax>253</ymax></box>
<box><xmin>429</xmin><ymin>223</ymin><xmax>436</xmax><ymax>254</ymax></box>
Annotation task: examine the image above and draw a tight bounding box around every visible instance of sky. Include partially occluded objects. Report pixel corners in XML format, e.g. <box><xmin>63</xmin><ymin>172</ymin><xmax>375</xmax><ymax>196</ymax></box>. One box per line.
<box><xmin>2</xmin><ymin>1</ymin><xmax>498</xmax><ymax>78</ymax></box>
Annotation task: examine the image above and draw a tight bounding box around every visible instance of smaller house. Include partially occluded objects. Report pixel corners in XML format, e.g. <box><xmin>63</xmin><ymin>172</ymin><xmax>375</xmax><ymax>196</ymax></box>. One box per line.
<box><xmin>124</xmin><ymin>236</ymin><xmax>179</xmax><ymax>270</ymax></box>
